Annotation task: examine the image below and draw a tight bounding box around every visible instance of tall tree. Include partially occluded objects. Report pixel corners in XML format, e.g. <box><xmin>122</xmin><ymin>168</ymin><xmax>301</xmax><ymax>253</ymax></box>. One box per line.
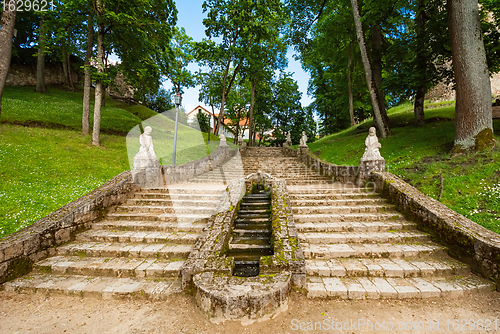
<box><xmin>448</xmin><ymin>0</ymin><xmax>495</xmax><ymax>151</ymax></box>
<box><xmin>0</xmin><ymin>5</ymin><xmax>16</xmax><ymax>117</ymax></box>
<box><xmin>166</xmin><ymin>27</ymin><xmax>195</xmax><ymax>95</ymax></box>
<box><xmin>350</xmin><ymin>0</ymin><xmax>389</xmax><ymax>138</ymax></box>
<box><xmin>35</xmin><ymin>17</ymin><xmax>47</xmax><ymax>93</ymax></box>
<box><xmin>82</xmin><ymin>11</ymin><xmax>94</xmax><ymax>135</ymax></box>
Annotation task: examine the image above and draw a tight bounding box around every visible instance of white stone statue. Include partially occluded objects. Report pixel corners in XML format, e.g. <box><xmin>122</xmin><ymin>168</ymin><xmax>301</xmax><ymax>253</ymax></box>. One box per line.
<box><xmin>219</xmin><ymin>133</ymin><xmax>228</xmax><ymax>147</ymax></box>
<box><xmin>133</xmin><ymin>126</ymin><xmax>158</xmax><ymax>167</ymax></box>
<box><xmin>299</xmin><ymin>131</ymin><xmax>308</xmax><ymax>147</ymax></box>
<box><xmin>132</xmin><ymin>126</ymin><xmax>161</xmax><ymax>187</ymax></box>
<box><xmin>285</xmin><ymin>131</ymin><xmax>292</xmax><ymax>146</ymax></box>
<box><xmin>237</xmin><ymin>133</ymin><xmax>243</xmax><ymax>146</ymax></box>
<box><xmin>360</xmin><ymin>127</ymin><xmax>383</xmax><ymax>161</ymax></box>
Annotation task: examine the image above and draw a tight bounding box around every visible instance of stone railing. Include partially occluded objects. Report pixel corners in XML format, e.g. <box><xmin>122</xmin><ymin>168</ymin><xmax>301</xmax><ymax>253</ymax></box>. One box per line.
<box><xmin>181</xmin><ymin>172</ymin><xmax>304</xmax><ymax>321</ymax></box>
<box><xmin>282</xmin><ymin>145</ymin><xmax>384</xmax><ymax>185</ymax></box>
<box><xmin>0</xmin><ymin>171</ymin><xmax>135</xmax><ymax>284</ymax></box>
<box><xmin>372</xmin><ymin>172</ymin><xmax>500</xmax><ymax>290</ymax></box>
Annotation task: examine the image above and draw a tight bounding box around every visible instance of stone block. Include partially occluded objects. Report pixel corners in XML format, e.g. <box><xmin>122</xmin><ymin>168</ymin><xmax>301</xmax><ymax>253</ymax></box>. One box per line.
<box><xmin>371</xmin><ymin>278</ymin><xmax>397</xmax><ymax>299</ymax></box>
<box><xmin>307</xmin><ymin>282</ymin><xmax>327</xmax><ymax>298</ymax></box>
<box><xmin>23</xmin><ymin>234</ymin><xmax>40</xmax><ymax>256</ymax></box>
<box><xmin>323</xmin><ymin>277</ymin><xmax>347</xmax><ymax>299</ymax></box>
<box><xmin>3</xmin><ymin>241</ymin><xmax>23</xmax><ymax>262</ymax></box>
<box><xmin>55</xmin><ymin>228</ymin><xmax>72</xmax><ymax>244</ymax></box>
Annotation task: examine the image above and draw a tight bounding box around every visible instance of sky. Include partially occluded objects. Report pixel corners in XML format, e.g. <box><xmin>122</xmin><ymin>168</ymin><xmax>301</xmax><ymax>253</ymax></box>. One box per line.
<box><xmin>165</xmin><ymin>0</ymin><xmax>313</xmax><ymax>114</ymax></box>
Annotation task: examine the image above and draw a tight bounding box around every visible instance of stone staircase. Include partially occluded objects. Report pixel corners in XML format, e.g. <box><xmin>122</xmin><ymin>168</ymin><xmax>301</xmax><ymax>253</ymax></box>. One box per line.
<box><xmin>241</xmin><ymin>147</ymin><xmax>494</xmax><ymax>299</ymax></box>
<box><xmin>3</xmin><ymin>157</ymin><xmax>245</xmax><ymax>299</ymax></box>
<box><xmin>2</xmin><ymin>147</ymin><xmax>495</xmax><ymax>301</ymax></box>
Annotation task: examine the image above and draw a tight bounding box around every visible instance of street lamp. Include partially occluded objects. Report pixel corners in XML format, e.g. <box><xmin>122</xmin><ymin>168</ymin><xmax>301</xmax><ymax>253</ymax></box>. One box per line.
<box><xmin>208</xmin><ymin>114</ymin><xmax>211</xmax><ymax>145</ymax></box>
<box><xmin>172</xmin><ymin>92</ymin><xmax>182</xmax><ymax>166</ymax></box>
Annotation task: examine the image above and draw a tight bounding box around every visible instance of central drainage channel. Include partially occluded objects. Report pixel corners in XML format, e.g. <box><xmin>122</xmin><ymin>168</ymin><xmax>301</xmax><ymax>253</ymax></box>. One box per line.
<box><xmin>227</xmin><ymin>183</ymin><xmax>273</xmax><ymax>277</ymax></box>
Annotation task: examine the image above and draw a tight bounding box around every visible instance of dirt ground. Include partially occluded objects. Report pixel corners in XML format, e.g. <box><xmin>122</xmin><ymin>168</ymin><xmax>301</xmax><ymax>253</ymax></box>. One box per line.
<box><xmin>1</xmin><ymin>290</ymin><xmax>500</xmax><ymax>334</ymax></box>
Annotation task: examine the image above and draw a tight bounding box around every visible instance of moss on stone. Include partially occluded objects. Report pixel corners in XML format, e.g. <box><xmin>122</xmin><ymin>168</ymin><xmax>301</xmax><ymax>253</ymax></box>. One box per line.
<box><xmin>475</xmin><ymin>128</ymin><xmax>496</xmax><ymax>151</ymax></box>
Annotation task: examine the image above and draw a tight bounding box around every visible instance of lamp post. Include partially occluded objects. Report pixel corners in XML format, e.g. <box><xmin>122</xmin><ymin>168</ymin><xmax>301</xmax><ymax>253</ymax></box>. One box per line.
<box><xmin>208</xmin><ymin>114</ymin><xmax>211</xmax><ymax>145</ymax></box>
<box><xmin>172</xmin><ymin>92</ymin><xmax>182</xmax><ymax>166</ymax></box>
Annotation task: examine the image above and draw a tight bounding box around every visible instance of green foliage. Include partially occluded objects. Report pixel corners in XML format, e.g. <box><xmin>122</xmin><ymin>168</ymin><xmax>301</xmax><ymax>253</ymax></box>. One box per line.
<box><xmin>196</xmin><ymin>111</ymin><xmax>211</xmax><ymax>133</ymax></box>
<box><xmin>142</xmin><ymin>87</ymin><xmax>175</xmax><ymax>114</ymax></box>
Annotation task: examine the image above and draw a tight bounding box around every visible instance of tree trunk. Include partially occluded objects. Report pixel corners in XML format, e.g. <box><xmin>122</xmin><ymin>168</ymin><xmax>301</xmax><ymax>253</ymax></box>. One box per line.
<box><xmin>83</xmin><ymin>11</ymin><xmax>94</xmax><ymax>135</ymax></box>
<box><xmin>36</xmin><ymin>18</ymin><xmax>47</xmax><ymax>93</ymax></box>
<box><xmin>0</xmin><ymin>7</ymin><xmax>16</xmax><ymax>117</ymax></box>
<box><xmin>448</xmin><ymin>0</ymin><xmax>494</xmax><ymax>151</ymax></box>
<box><xmin>67</xmin><ymin>53</ymin><xmax>74</xmax><ymax>90</ymax></box>
<box><xmin>413</xmin><ymin>0</ymin><xmax>426</xmax><ymax>127</ymax></box>
<box><xmin>370</xmin><ymin>24</ymin><xmax>390</xmax><ymax>127</ymax></box>
<box><xmin>62</xmin><ymin>51</ymin><xmax>69</xmax><ymax>86</ymax></box>
<box><xmin>350</xmin><ymin>0</ymin><xmax>389</xmax><ymax>138</ymax></box>
<box><xmin>414</xmin><ymin>85</ymin><xmax>426</xmax><ymax>126</ymax></box>
<box><xmin>92</xmin><ymin>6</ymin><xmax>105</xmax><ymax>147</ymax></box>
<box><xmin>248</xmin><ymin>79</ymin><xmax>256</xmax><ymax>147</ymax></box>
<box><xmin>347</xmin><ymin>40</ymin><xmax>355</xmax><ymax>126</ymax></box>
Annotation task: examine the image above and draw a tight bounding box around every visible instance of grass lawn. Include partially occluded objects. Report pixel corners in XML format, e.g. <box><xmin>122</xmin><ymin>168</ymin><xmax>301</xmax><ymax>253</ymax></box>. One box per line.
<box><xmin>0</xmin><ymin>86</ymin><xmax>225</xmax><ymax>238</ymax></box>
<box><xmin>308</xmin><ymin>102</ymin><xmax>500</xmax><ymax>234</ymax></box>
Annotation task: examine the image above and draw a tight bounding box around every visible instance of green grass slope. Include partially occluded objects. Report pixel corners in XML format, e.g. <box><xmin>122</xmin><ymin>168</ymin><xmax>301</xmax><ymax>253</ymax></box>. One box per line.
<box><xmin>308</xmin><ymin>102</ymin><xmax>500</xmax><ymax>234</ymax></box>
<box><xmin>0</xmin><ymin>86</ymin><xmax>224</xmax><ymax>238</ymax></box>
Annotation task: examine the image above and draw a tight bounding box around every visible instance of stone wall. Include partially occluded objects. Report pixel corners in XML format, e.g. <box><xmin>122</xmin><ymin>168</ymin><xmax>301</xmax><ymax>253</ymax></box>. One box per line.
<box><xmin>0</xmin><ymin>171</ymin><xmax>135</xmax><ymax>285</ymax></box>
<box><xmin>6</xmin><ymin>64</ymin><xmax>78</xmax><ymax>86</ymax></box>
<box><xmin>371</xmin><ymin>172</ymin><xmax>500</xmax><ymax>289</ymax></box>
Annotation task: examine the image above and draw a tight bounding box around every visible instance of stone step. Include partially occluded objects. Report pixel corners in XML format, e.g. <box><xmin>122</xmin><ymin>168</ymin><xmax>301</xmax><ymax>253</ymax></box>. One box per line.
<box><xmin>93</xmin><ymin>220</ymin><xmax>206</xmax><ymax>233</ymax></box>
<box><xmin>3</xmin><ymin>274</ymin><xmax>182</xmax><ymax>300</ymax></box>
<box><xmin>126</xmin><ymin>198</ymin><xmax>220</xmax><ymax>207</ymax></box>
<box><xmin>305</xmin><ymin>274</ymin><xmax>494</xmax><ymax>300</ymax></box>
<box><xmin>301</xmin><ymin>242</ymin><xmax>447</xmax><ymax>259</ymax></box>
<box><xmin>296</xmin><ymin>221</ymin><xmax>418</xmax><ymax>233</ymax></box>
<box><xmin>299</xmin><ymin>231</ymin><xmax>430</xmax><ymax>244</ymax></box>
<box><xmin>292</xmin><ymin>205</ymin><xmax>397</xmax><ymax>215</ymax></box>
<box><xmin>34</xmin><ymin>256</ymin><xmax>185</xmax><ymax>278</ymax></box>
<box><xmin>305</xmin><ymin>258</ymin><xmax>470</xmax><ymax>278</ymax></box>
<box><xmin>57</xmin><ymin>242</ymin><xmax>193</xmax><ymax>259</ymax></box>
<box><xmin>76</xmin><ymin>230</ymin><xmax>200</xmax><ymax>244</ymax></box>
<box><xmin>114</xmin><ymin>205</ymin><xmax>215</xmax><ymax>215</ymax></box>
<box><xmin>290</xmin><ymin>198</ymin><xmax>388</xmax><ymax>206</ymax></box>
<box><xmin>142</xmin><ymin>187</ymin><xmax>225</xmax><ymax>195</ymax></box>
<box><xmin>133</xmin><ymin>192</ymin><xmax>222</xmax><ymax>201</ymax></box>
<box><xmin>287</xmin><ymin>183</ymin><xmax>374</xmax><ymax>193</ymax></box>
<box><xmin>289</xmin><ymin>193</ymin><xmax>379</xmax><ymax>201</ymax></box>
<box><xmin>294</xmin><ymin>213</ymin><xmax>405</xmax><ymax>223</ymax></box>
<box><xmin>286</xmin><ymin>180</ymin><xmax>335</xmax><ymax>185</ymax></box>
<box><xmin>106</xmin><ymin>212</ymin><xmax>211</xmax><ymax>222</ymax></box>
<box><xmin>186</xmin><ymin>179</ymin><xmax>232</xmax><ymax>184</ymax></box>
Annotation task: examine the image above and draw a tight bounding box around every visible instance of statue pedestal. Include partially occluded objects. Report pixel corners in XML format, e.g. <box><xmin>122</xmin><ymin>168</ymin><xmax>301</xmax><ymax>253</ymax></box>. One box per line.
<box><xmin>358</xmin><ymin>158</ymin><xmax>385</xmax><ymax>184</ymax></box>
<box><xmin>298</xmin><ymin>145</ymin><xmax>309</xmax><ymax>154</ymax></box>
<box><xmin>132</xmin><ymin>157</ymin><xmax>163</xmax><ymax>188</ymax></box>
